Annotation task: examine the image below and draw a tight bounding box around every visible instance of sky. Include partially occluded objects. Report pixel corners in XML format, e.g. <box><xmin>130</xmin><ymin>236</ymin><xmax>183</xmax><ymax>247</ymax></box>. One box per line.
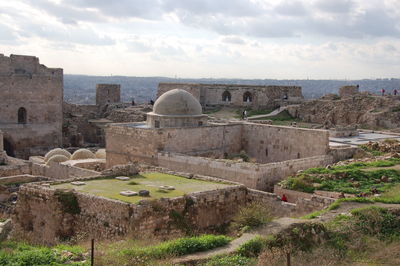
<box><xmin>0</xmin><ymin>0</ymin><xmax>399</xmax><ymax>79</ymax></box>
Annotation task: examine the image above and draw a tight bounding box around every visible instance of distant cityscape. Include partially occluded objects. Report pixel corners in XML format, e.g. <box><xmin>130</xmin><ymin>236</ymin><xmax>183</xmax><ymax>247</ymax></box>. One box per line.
<box><xmin>64</xmin><ymin>74</ymin><xmax>400</xmax><ymax>104</ymax></box>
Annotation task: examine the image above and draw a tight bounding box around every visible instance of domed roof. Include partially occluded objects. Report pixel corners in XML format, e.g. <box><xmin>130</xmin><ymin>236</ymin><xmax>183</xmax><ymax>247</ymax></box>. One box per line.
<box><xmin>153</xmin><ymin>89</ymin><xmax>202</xmax><ymax>116</ymax></box>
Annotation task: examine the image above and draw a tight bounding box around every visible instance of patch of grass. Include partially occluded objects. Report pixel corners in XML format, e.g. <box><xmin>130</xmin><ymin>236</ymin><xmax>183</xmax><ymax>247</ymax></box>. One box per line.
<box><xmin>230</xmin><ymin>202</ymin><xmax>272</xmax><ymax>232</ymax></box>
<box><xmin>204</xmin><ymin>254</ymin><xmax>256</xmax><ymax>266</ymax></box>
<box><xmin>121</xmin><ymin>235</ymin><xmax>231</xmax><ymax>259</ymax></box>
<box><xmin>268</xmin><ymin>110</ymin><xmax>296</xmax><ymax>121</ymax></box>
<box><xmin>0</xmin><ymin>241</ymin><xmax>87</xmax><ymax>266</ymax></box>
<box><xmin>52</xmin><ymin>172</ymin><xmax>230</xmax><ymax>204</ymax></box>
<box><xmin>280</xmin><ymin>159</ymin><xmax>400</xmax><ymax>195</ymax></box>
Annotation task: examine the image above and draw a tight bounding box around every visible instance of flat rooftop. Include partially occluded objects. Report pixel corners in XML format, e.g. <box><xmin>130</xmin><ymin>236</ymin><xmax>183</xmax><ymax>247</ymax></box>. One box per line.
<box><xmin>51</xmin><ymin>172</ymin><xmax>232</xmax><ymax>204</ymax></box>
<box><xmin>329</xmin><ymin>132</ymin><xmax>400</xmax><ymax>147</ymax></box>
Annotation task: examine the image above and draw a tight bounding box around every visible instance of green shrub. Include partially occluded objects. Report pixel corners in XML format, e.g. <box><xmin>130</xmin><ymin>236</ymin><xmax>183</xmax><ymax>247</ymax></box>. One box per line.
<box><xmin>122</xmin><ymin>235</ymin><xmax>231</xmax><ymax>259</ymax></box>
<box><xmin>54</xmin><ymin>190</ymin><xmax>81</xmax><ymax>215</ymax></box>
<box><xmin>204</xmin><ymin>254</ymin><xmax>256</xmax><ymax>266</ymax></box>
<box><xmin>237</xmin><ymin>236</ymin><xmax>265</xmax><ymax>257</ymax></box>
<box><xmin>350</xmin><ymin>206</ymin><xmax>400</xmax><ymax>239</ymax></box>
<box><xmin>231</xmin><ymin>202</ymin><xmax>272</xmax><ymax>231</ymax></box>
<box><xmin>0</xmin><ymin>241</ymin><xmax>87</xmax><ymax>266</ymax></box>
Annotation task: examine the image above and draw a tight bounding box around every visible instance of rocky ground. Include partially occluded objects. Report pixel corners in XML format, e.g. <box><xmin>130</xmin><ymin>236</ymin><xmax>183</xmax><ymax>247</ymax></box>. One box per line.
<box><xmin>287</xmin><ymin>94</ymin><xmax>400</xmax><ymax>129</ymax></box>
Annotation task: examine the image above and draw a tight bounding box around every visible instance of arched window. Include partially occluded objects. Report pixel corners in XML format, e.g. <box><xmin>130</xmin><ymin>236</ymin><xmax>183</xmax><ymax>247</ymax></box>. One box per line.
<box><xmin>18</xmin><ymin>107</ymin><xmax>27</xmax><ymax>124</ymax></box>
<box><xmin>243</xmin><ymin>91</ymin><xmax>252</xmax><ymax>102</ymax></box>
<box><xmin>222</xmin><ymin>91</ymin><xmax>231</xmax><ymax>102</ymax></box>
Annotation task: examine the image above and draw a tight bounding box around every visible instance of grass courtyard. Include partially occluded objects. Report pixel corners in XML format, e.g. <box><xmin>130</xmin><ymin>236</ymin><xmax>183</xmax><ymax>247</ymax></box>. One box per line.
<box><xmin>52</xmin><ymin>172</ymin><xmax>231</xmax><ymax>204</ymax></box>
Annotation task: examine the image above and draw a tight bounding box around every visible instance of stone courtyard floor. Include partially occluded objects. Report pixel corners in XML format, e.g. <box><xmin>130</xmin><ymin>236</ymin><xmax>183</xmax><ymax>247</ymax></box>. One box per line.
<box><xmin>330</xmin><ymin>131</ymin><xmax>400</xmax><ymax>147</ymax></box>
<box><xmin>51</xmin><ymin>172</ymin><xmax>231</xmax><ymax>203</ymax></box>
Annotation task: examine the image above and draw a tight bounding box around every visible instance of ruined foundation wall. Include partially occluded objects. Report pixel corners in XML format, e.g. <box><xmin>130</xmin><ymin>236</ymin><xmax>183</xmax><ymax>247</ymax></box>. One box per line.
<box><xmin>14</xmin><ymin>185</ymin><xmax>249</xmax><ymax>245</ymax></box>
<box><xmin>31</xmin><ymin>162</ymin><xmax>99</xmax><ymax>180</ymax></box>
<box><xmin>158</xmin><ymin>152</ymin><xmax>333</xmax><ymax>191</ymax></box>
<box><xmin>14</xmin><ymin>182</ymin><xmax>334</xmax><ymax>245</ymax></box>
<box><xmin>242</xmin><ymin>124</ymin><xmax>330</xmax><ymax>164</ymax></box>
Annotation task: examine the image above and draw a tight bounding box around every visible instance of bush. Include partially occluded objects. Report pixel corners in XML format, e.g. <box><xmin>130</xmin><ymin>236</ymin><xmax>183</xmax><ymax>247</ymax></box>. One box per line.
<box><xmin>350</xmin><ymin>206</ymin><xmax>400</xmax><ymax>239</ymax></box>
<box><xmin>237</xmin><ymin>236</ymin><xmax>265</xmax><ymax>257</ymax></box>
<box><xmin>230</xmin><ymin>202</ymin><xmax>272</xmax><ymax>231</ymax></box>
<box><xmin>54</xmin><ymin>190</ymin><xmax>81</xmax><ymax>215</ymax></box>
<box><xmin>122</xmin><ymin>235</ymin><xmax>231</xmax><ymax>259</ymax></box>
<box><xmin>204</xmin><ymin>254</ymin><xmax>256</xmax><ymax>266</ymax></box>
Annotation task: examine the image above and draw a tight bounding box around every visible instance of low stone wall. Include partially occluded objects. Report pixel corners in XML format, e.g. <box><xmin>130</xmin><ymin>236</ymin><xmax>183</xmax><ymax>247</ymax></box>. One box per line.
<box><xmin>31</xmin><ymin>161</ymin><xmax>99</xmax><ymax>180</ymax></box>
<box><xmin>14</xmin><ymin>184</ymin><xmax>249</xmax><ymax>245</ymax></box>
<box><xmin>274</xmin><ymin>185</ymin><xmax>336</xmax><ymax>213</ymax></box>
<box><xmin>158</xmin><ymin>152</ymin><xmax>333</xmax><ymax>191</ymax></box>
<box><xmin>0</xmin><ymin>174</ymin><xmax>43</xmax><ymax>185</ymax></box>
<box><xmin>329</xmin><ymin>146</ymin><xmax>359</xmax><ymax>162</ymax></box>
<box><xmin>0</xmin><ymin>158</ymin><xmax>30</xmax><ymax>177</ymax></box>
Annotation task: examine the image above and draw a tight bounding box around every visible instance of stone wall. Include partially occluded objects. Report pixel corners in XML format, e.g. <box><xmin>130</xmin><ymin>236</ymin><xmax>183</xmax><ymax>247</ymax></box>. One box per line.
<box><xmin>339</xmin><ymin>85</ymin><xmax>359</xmax><ymax>98</ymax></box>
<box><xmin>106</xmin><ymin>123</ymin><xmax>243</xmax><ymax>167</ymax></box>
<box><xmin>14</xmin><ymin>179</ymin><xmax>335</xmax><ymax>245</ymax></box>
<box><xmin>96</xmin><ymin>84</ymin><xmax>121</xmax><ymax>106</ymax></box>
<box><xmin>242</xmin><ymin>124</ymin><xmax>330</xmax><ymax>163</ymax></box>
<box><xmin>0</xmin><ymin>54</ymin><xmax>63</xmax><ymax>158</ymax></box>
<box><xmin>14</xmin><ymin>184</ymin><xmax>249</xmax><ymax>245</ymax></box>
<box><xmin>158</xmin><ymin>152</ymin><xmax>333</xmax><ymax>191</ymax></box>
<box><xmin>31</xmin><ymin>161</ymin><xmax>99</xmax><ymax>180</ymax></box>
<box><xmin>329</xmin><ymin>146</ymin><xmax>359</xmax><ymax>162</ymax></box>
<box><xmin>0</xmin><ymin>157</ymin><xmax>30</xmax><ymax>177</ymax></box>
<box><xmin>107</xmin><ymin>121</ymin><xmax>330</xmax><ymax>169</ymax></box>
<box><xmin>158</xmin><ymin>83</ymin><xmax>303</xmax><ymax>109</ymax></box>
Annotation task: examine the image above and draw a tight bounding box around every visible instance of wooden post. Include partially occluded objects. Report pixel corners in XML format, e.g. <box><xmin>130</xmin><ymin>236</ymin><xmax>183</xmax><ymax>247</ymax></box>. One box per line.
<box><xmin>91</xmin><ymin>239</ymin><xmax>94</xmax><ymax>266</ymax></box>
<box><xmin>287</xmin><ymin>252</ymin><xmax>291</xmax><ymax>266</ymax></box>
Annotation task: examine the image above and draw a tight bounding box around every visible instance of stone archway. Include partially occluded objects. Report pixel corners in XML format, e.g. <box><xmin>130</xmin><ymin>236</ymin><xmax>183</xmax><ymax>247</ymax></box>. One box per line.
<box><xmin>4</xmin><ymin>138</ymin><xmax>15</xmax><ymax>157</ymax></box>
<box><xmin>222</xmin><ymin>91</ymin><xmax>231</xmax><ymax>102</ymax></box>
<box><xmin>243</xmin><ymin>91</ymin><xmax>252</xmax><ymax>102</ymax></box>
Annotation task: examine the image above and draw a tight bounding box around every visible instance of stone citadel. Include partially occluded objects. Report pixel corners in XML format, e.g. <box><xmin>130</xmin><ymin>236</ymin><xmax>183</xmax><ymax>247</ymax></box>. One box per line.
<box><xmin>1</xmin><ymin>54</ymin><xmax>397</xmax><ymax>258</ymax></box>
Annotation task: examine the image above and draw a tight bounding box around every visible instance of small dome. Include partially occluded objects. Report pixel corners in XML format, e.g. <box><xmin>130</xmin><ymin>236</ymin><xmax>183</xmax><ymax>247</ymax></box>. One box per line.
<box><xmin>153</xmin><ymin>89</ymin><xmax>202</xmax><ymax>116</ymax></box>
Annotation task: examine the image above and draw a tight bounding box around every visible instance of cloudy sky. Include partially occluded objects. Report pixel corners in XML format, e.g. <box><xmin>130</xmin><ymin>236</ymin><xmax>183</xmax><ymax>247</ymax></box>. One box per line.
<box><xmin>0</xmin><ymin>0</ymin><xmax>399</xmax><ymax>79</ymax></box>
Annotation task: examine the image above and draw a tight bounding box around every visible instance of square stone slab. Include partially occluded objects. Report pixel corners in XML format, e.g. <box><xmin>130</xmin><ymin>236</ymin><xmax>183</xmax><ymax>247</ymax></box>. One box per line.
<box><xmin>120</xmin><ymin>190</ymin><xmax>138</xmax><ymax>197</ymax></box>
<box><xmin>115</xmin><ymin>176</ymin><xmax>130</xmax><ymax>181</ymax></box>
<box><xmin>159</xmin><ymin>185</ymin><xmax>175</xmax><ymax>190</ymax></box>
<box><xmin>71</xmin><ymin>181</ymin><xmax>86</xmax><ymax>186</ymax></box>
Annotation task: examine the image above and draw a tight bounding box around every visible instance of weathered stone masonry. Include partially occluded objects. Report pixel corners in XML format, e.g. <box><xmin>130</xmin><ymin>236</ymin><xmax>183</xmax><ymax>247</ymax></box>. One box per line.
<box><xmin>0</xmin><ymin>54</ymin><xmax>63</xmax><ymax>158</ymax></box>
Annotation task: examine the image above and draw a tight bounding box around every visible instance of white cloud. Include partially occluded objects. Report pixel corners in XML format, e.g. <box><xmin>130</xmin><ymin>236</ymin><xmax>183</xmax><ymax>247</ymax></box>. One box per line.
<box><xmin>0</xmin><ymin>0</ymin><xmax>399</xmax><ymax>79</ymax></box>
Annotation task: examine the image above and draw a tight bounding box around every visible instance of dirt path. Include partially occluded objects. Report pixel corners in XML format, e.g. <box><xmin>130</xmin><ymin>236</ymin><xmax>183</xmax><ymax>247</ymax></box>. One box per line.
<box><xmin>248</xmin><ymin>107</ymin><xmax>286</xmax><ymax>120</ymax></box>
<box><xmin>172</xmin><ymin>217</ymin><xmax>309</xmax><ymax>264</ymax></box>
<box><xmin>173</xmin><ymin>202</ymin><xmax>400</xmax><ymax>264</ymax></box>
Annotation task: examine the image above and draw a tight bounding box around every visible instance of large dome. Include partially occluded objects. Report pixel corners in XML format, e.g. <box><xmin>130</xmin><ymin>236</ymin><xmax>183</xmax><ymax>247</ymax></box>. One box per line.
<box><xmin>153</xmin><ymin>89</ymin><xmax>202</xmax><ymax>116</ymax></box>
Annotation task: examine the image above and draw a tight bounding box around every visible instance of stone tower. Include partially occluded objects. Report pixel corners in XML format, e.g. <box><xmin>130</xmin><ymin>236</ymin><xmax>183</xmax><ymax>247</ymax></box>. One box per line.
<box><xmin>96</xmin><ymin>84</ymin><xmax>121</xmax><ymax>106</ymax></box>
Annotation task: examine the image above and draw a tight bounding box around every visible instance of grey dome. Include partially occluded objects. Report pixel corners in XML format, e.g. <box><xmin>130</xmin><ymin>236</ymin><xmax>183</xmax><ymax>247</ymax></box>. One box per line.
<box><xmin>153</xmin><ymin>89</ymin><xmax>202</xmax><ymax>116</ymax></box>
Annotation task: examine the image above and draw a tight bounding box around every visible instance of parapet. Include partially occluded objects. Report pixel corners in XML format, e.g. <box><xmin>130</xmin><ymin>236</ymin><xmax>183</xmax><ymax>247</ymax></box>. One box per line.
<box><xmin>0</xmin><ymin>54</ymin><xmax>62</xmax><ymax>76</ymax></box>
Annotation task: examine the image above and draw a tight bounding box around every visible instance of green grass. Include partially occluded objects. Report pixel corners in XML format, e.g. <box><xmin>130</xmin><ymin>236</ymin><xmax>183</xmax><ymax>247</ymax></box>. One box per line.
<box><xmin>121</xmin><ymin>235</ymin><xmax>231</xmax><ymax>259</ymax></box>
<box><xmin>52</xmin><ymin>172</ymin><xmax>231</xmax><ymax>204</ymax></box>
<box><xmin>0</xmin><ymin>241</ymin><xmax>87</xmax><ymax>266</ymax></box>
<box><xmin>280</xmin><ymin>159</ymin><xmax>400</xmax><ymax>195</ymax></box>
<box><xmin>204</xmin><ymin>254</ymin><xmax>256</xmax><ymax>266</ymax></box>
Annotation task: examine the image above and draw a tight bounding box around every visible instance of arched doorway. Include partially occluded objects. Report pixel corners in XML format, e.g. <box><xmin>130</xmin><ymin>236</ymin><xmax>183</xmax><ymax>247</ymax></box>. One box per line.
<box><xmin>222</xmin><ymin>91</ymin><xmax>231</xmax><ymax>102</ymax></box>
<box><xmin>4</xmin><ymin>138</ymin><xmax>15</xmax><ymax>157</ymax></box>
<box><xmin>243</xmin><ymin>91</ymin><xmax>252</xmax><ymax>102</ymax></box>
<box><xmin>18</xmin><ymin>107</ymin><xmax>27</xmax><ymax>124</ymax></box>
